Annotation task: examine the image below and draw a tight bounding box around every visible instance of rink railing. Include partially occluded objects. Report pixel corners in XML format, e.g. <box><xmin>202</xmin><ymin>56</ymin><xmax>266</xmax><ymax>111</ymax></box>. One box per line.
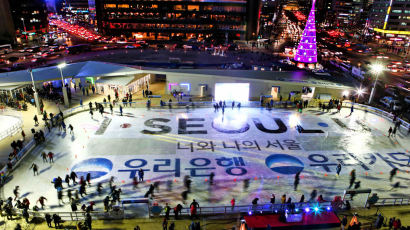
<box><xmin>0</xmin><ymin>117</ymin><xmax>22</xmax><ymax>141</ymax></box>
<box><xmin>343</xmin><ymin>102</ymin><xmax>410</xmax><ymax>130</ymax></box>
<box><xmin>62</xmin><ymin>100</ymin><xmax>296</xmax><ymax>117</ymax></box>
<box><xmin>374</xmin><ymin>197</ymin><xmax>410</xmax><ymax>207</ymax></box>
<box><xmin>150</xmin><ymin>201</ymin><xmax>333</xmax><ymax>218</ymax></box>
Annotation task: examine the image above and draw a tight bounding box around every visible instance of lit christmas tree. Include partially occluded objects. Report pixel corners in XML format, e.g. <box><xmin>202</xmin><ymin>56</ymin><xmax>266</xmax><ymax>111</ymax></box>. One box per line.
<box><xmin>294</xmin><ymin>0</ymin><xmax>317</xmax><ymax>64</ymax></box>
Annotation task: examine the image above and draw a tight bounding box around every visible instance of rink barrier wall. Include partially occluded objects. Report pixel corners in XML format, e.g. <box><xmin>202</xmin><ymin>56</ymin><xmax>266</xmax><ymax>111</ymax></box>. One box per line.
<box><xmin>0</xmin><ymin>108</ymin><xmax>23</xmax><ymax>141</ymax></box>
<box><xmin>343</xmin><ymin>102</ymin><xmax>410</xmax><ymax>130</ymax></box>
<box><xmin>374</xmin><ymin>197</ymin><xmax>410</xmax><ymax>206</ymax></box>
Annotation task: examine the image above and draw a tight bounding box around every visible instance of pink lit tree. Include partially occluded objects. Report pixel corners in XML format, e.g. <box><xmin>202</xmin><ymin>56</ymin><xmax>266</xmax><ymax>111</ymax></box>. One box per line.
<box><xmin>294</xmin><ymin>0</ymin><xmax>317</xmax><ymax>63</ymax></box>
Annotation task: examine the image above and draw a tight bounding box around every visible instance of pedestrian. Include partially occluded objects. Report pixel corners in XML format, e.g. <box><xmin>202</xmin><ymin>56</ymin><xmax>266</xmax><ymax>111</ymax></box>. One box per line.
<box><xmin>85</xmin><ymin>212</ymin><xmax>92</xmax><ymax>230</ymax></box>
<box><xmin>162</xmin><ymin>217</ymin><xmax>168</xmax><ymax>230</ymax></box>
<box><xmin>34</xmin><ymin>115</ymin><xmax>39</xmax><ymax>125</ymax></box>
<box><xmin>270</xmin><ymin>194</ymin><xmax>275</xmax><ymax>205</ymax></box>
<box><xmin>299</xmin><ymin>194</ymin><xmax>305</xmax><ymax>203</ymax></box>
<box><xmin>48</xmin><ymin>152</ymin><xmax>54</xmax><ymax>163</ymax></box>
<box><xmin>45</xmin><ymin>213</ymin><xmax>52</xmax><ymax>227</ymax></box>
<box><xmin>57</xmin><ymin>189</ymin><xmax>64</xmax><ymax>205</ymax></box>
<box><xmin>22</xmin><ymin>207</ymin><xmax>29</xmax><ymax>223</ymax></box>
<box><xmin>389</xmin><ymin>168</ymin><xmax>398</xmax><ymax>181</ymax></box>
<box><xmin>294</xmin><ymin>172</ymin><xmax>300</xmax><ymax>191</ymax></box>
<box><xmin>41</xmin><ymin>152</ymin><xmax>48</xmax><ymax>163</ymax></box>
<box><xmin>164</xmin><ymin>203</ymin><xmax>171</xmax><ymax>220</ymax></box>
<box><xmin>349</xmin><ymin>169</ymin><xmax>356</xmax><ymax>189</ymax></box>
<box><xmin>190</xmin><ymin>199</ymin><xmax>199</xmax><ymax>219</ymax></box>
<box><xmin>336</xmin><ymin>163</ymin><xmax>342</xmax><ymax>177</ymax></box>
<box><xmin>388</xmin><ymin>127</ymin><xmax>393</xmax><ymax>137</ymax></box>
<box><xmin>174</xmin><ymin>204</ymin><xmax>182</xmax><ymax>220</ymax></box>
<box><xmin>53</xmin><ymin>214</ymin><xmax>61</xmax><ymax>228</ymax></box>
<box><xmin>30</xmin><ymin>163</ymin><xmax>39</xmax><ymax>176</ymax></box>
<box><xmin>341</xmin><ymin>215</ymin><xmax>348</xmax><ymax>230</ymax></box>
<box><xmin>68</xmin><ymin>124</ymin><xmax>74</xmax><ymax>135</ymax></box>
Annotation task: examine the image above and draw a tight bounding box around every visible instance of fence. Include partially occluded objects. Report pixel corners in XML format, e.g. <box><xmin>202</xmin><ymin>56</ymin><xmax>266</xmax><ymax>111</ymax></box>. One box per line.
<box><xmin>150</xmin><ymin>201</ymin><xmax>333</xmax><ymax>218</ymax></box>
<box><xmin>343</xmin><ymin>101</ymin><xmax>410</xmax><ymax>130</ymax></box>
<box><xmin>0</xmin><ymin>117</ymin><xmax>22</xmax><ymax>141</ymax></box>
<box><xmin>374</xmin><ymin>197</ymin><xmax>410</xmax><ymax>207</ymax></box>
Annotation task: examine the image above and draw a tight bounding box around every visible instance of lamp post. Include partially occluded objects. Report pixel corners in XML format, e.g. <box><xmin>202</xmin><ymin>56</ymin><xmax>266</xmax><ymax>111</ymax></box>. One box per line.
<box><xmin>57</xmin><ymin>63</ymin><xmax>70</xmax><ymax>107</ymax></box>
<box><xmin>28</xmin><ymin>68</ymin><xmax>41</xmax><ymax>115</ymax></box>
<box><xmin>368</xmin><ymin>63</ymin><xmax>384</xmax><ymax>105</ymax></box>
<box><xmin>21</xmin><ymin>18</ymin><xmax>27</xmax><ymax>40</ymax></box>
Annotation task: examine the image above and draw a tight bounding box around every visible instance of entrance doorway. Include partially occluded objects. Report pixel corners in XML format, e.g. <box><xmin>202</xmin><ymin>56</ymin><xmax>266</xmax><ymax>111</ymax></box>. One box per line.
<box><xmin>271</xmin><ymin>86</ymin><xmax>280</xmax><ymax>100</ymax></box>
<box><xmin>215</xmin><ymin>83</ymin><xmax>249</xmax><ymax>102</ymax></box>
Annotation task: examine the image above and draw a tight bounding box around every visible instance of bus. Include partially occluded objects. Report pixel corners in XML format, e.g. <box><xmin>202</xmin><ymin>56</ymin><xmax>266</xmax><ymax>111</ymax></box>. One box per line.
<box><xmin>67</xmin><ymin>44</ymin><xmax>91</xmax><ymax>54</ymax></box>
<box><xmin>0</xmin><ymin>44</ymin><xmax>12</xmax><ymax>55</ymax></box>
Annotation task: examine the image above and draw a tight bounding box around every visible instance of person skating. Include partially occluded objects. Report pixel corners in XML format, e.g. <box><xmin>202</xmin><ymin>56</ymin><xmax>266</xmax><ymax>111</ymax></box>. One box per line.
<box><xmin>90</xmin><ymin>109</ymin><xmax>94</xmax><ymax>119</ymax></box>
<box><xmin>389</xmin><ymin>168</ymin><xmax>398</xmax><ymax>181</ymax></box>
<box><xmin>209</xmin><ymin>172</ymin><xmax>215</xmax><ymax>185</ymax></box>
<box><xmin>13</xmin><ymin>186</ymin><xmax>19</xmax><ymax>200</ymax></box>
<box><xmin>350</xmin><ymin>105</ymin><xmax>354</xmax><ymax>116</ymax></box>
<box><xmin>294</xmin><ymin>172</ymin><xmax>300</xmax><ymax>191</ymax></box>
<box><xmin>231</xmin><ymin>198</ymin><xmax>235</xmax><ymax>210</ymax></box>
<box><xmin>119</xmin><ymin>105</ymin><xmax>123</xmax><ymax>116</ymax></box>
<box><xmin>34</xmin><ymin>115</ymin><xmax>39</xmax><ymax>125</ymax></box>
<box><xmin>349</xmin><ymin>169</ymin><xmax>356</xmax><ymax>189</ymax></box>
<box><xmin>97</xmin><ymin>183</ymin><xmax>103</xmax><ymax>195</ymax></box>
<box><xmin>68</xmin><ymin>124</ymin><xmax>74</xmax><ymax>135</ymax></box>
<box><xmin>86</xmin><ymin>173</ymin><xmax>91</xmax><ymax>186</ymax></box>
<box><xmin>388</xmin><ymin>127</ymin><xmax>393</xmax><ymax>137</ymax></box>
<box><xmin>144</xmin><ymin>184</ymin><xmax>155</xmax><ymax>198</ymax></box>
<box><xmin>138</xmin><ymin>168</ymin><xmax>144</xmax><ymax>182</ymax></box>
<box><xmin>48</xmin><ymin>152</ymin><xmax>54</xmax><ymax>163</ymax></box>
<box><xmin>65</xmin><ymin>174</ymin><xmax>70</xmax><ymax>186</ymax></box>
<box><xmin>110</xmin><ymin>103</ymin><xmax>113</xmax><ymax>114</ymax></box>
<box><xmin>392</xmin><ymin>126</ymin><xmax>397</xmax><ymax>137</ymax></box>
<box><xmin>37</xmin><ymin>196</ymin><xmax>47</xmax><ymax>209</ymax></box>
<box><xmin>336</xmin><ymin>163</ymin><xmax>342</xmax><ymax>177</ymax></box>
<box><xmin>57</xmin><ymin>189</ymin><xmax>64</xmax><ymax>206</ymax></box>
<box><xmin>70</xmin><ymin>171</ymin><xmax>78</xmax><ymax>184</ymax></box>
<box><xmin>30</xmin><ymin>163</ymin><xmax>39</xmax><ymax>176</ymax></box>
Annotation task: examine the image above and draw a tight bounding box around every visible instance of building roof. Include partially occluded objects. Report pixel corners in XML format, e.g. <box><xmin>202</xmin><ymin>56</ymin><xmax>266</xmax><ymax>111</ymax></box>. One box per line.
<box><xmin>0</xmin><ymin>61</ymin><xmax>142</xmax><ymax>87</ymax></box>
<box><xmin>141</xmin><ymin>68</ymin><xmax>354</xmax><ymax>89</ymax></box>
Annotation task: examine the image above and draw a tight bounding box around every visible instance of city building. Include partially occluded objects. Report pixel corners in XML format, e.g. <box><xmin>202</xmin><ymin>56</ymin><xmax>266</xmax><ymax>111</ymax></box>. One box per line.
<box><xmin>331</xmin><ymin>0</ymin><xmax>370</xmax><ymax>29</ymax></box>
<box><xmin>369</xmin><ymin>0</ymin><xmax>410</xmax><ymax>39</ymax></box>
<box><xmin>0</xmin><ymin>0</ymin><xmax>15</xmax><ymax>44</ymax></box>
<box><xmin>55</xmin><ymin>0</ymin><xmax>91</xmax><ymax>23</ymax></box>
<box><xmin>9</xmin><ymin>0</ymin><xmax>48</xmax><ymax>34</ymax></box>
<box><xmin>95</xmin><ymin>0</ymin><xmax>261</xmax><ymax>41</ymax></box>
<box><xmin>258</xmin><ymin>0</ymin><xmax>282</xmax><ymax>39</ymax></box>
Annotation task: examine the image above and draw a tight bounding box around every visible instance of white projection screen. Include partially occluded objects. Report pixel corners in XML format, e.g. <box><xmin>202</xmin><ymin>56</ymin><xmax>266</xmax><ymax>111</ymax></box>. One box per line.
<box><xmin>214</xmin><ymin>83</ymin><xmax>250</xmax><ymax>102</ymax></box>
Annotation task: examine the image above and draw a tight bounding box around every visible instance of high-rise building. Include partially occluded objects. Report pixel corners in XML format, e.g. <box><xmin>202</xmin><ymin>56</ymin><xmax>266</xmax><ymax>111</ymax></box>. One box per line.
<box><xmin>0</xmin><ymin>0</ymin><xmax>15</xmax><ymax>44</ymax></box>
<box><xmin>259</xmin><ymin>0</ymin><xmax>282</xmax><ymax>39</ymax></box>
<box><xmin>95</xmin><ymin>0</ymin><xmax>261</xmax><ymax>41</ymax></box>
<box><xmin>332</xmin><ymin>0</ymin><xmax>370</xmax><ymax>29</ymax></box>
<box><xmin>9</xmin><ymin>0</ymin><xmax>48</xmax><ymax>33</ymax></box>
<box><xmin>369</xmin><ymin>0</ymin><xmax>410</xmax><ymax>37</ymax></box>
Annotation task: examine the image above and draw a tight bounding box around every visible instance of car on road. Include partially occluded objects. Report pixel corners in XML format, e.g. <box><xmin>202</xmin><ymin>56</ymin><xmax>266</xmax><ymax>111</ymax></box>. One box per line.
<box><xmin>385</xmin><ymin>87</ymin><xmax>400</xmax><ymax>98</ymax></box>
<box><xmin>405</xmin><ymin>96</ymin><xmax>410</xmax><ymax>104</ymax></box>
<box><xmin>380</xmin><ymin>96</ymin><xmax>402</xmax><ymax>111</ymax></box>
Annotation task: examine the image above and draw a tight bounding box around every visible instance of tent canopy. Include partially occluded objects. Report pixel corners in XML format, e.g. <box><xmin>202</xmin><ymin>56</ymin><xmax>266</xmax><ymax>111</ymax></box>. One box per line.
<box><xmin>95</xmin><ymin>76</ymin><xmax>136</xmax><ymax>86</ymax></box>
<box><xmin>0</xmin><ymin>61</ymin><xmax>142</xmax><ymax>86</ymax></box>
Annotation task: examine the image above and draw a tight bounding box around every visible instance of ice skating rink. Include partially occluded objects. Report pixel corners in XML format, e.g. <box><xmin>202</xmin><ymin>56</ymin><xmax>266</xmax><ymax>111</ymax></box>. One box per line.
<box><xmin>2</xmin><ymin>107</ymin><xmax>409</xmax><ymax>212</ymax></box>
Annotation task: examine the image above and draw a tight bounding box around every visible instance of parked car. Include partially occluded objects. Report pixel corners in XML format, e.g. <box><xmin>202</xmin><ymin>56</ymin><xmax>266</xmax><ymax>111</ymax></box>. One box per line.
<box><xmin>380</xmin><ymin>96</ymin><xmax>402</xmax><ymax>111</ymax></box>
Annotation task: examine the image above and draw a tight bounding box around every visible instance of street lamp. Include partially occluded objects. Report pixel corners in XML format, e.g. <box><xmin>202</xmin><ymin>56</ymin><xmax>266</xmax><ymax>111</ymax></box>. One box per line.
<box><xmin>28</xmin><ymin>68</ymin><xmax>41</xmax><ymax>115</ymax></box>
<box><xmin>368</xmin><ymin>63</ymin><xmax>384</xmax><ymax>105</ymax></box>
<box><xmin>57</xmin><ymin>63</ymin><xmax>70</xmax><ymax>107</ymax></box>
<box><xmin>21</xmin><ymin>18</ymin><xmax>27</xmax><ymax>40</ymax></box>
